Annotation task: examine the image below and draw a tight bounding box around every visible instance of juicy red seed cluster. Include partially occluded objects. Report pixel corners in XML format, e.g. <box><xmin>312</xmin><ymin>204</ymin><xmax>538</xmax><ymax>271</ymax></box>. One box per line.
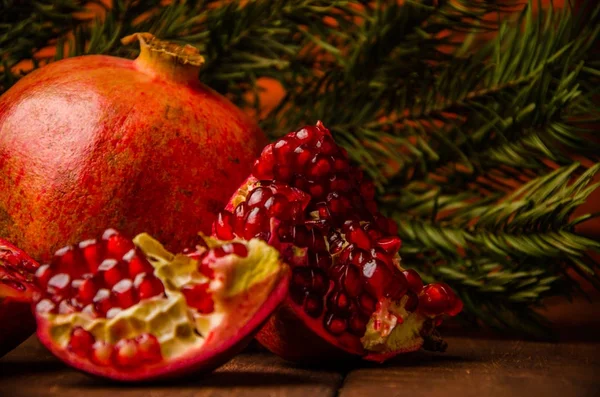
<box><xmin>214</xmin><ymin>122</ymin><xmax>412</xmax><ymax>338</ymax></box>
<box><xmin>0</xmin><ymin>243</ymin><xmax>38</xmax><ymax>293</ymax></box>
<box><xmin>34</xmin><ymin>229</ymin><xmax>165</xmax><ymax>318</ymax></box>
<box><xmin>419</xmin><ymin>282</ymin><xmax>463</xmax><ymax>317</ymax></box>
<box><xmin>68</xmin><ymin>327</ymin><xmax>162</xmax><ymax>368</ymax></box>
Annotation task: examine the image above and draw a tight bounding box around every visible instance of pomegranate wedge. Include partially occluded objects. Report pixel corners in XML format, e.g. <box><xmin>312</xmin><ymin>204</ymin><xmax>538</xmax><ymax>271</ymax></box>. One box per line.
<box><xmin>214</xmin><ymin>122</ymin><xmax>462</xmax><ymax>362</ymax></box>
<box><xmin>0</xmin><ymin>238</ymin><xmax>40</xmax><ymax>356</ymax></box>
<box><xmin>34</xmin><ymin>229</ymin><xmax>289</xmax><ymax>381</ymax></box>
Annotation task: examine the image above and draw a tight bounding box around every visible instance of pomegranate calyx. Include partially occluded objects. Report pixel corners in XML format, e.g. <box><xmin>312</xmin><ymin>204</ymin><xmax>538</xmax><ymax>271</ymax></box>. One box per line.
<box><xmin>122</xmin><ymin>32</ymin><xmax>205</xmax><ymax>83</ymax></box>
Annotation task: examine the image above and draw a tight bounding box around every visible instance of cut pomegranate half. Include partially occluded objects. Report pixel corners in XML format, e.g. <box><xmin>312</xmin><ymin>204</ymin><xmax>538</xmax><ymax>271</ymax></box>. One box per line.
<box><xmin>34</xmin><ymin>229</ymin><xmax>289</xmax><ymax>381</ymax></box>
<box><xmin>0</xmin><ymin>238</ymin><xmax>40</xmax><ymax>357</ymax></box>
<box><xmin>214</xmin><ymin>122</ymin><xmax>462</xmax><ymax>362</ymax></box>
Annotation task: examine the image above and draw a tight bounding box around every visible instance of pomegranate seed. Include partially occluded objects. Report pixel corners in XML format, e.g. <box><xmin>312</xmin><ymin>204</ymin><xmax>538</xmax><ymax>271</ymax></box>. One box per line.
<box><xmin>304</xmin><ymin>293</ymin><xmax>324</xmax><ymax>317</ymax></box>
<box><xmin>243</xmin><ymin>207</ymin><xmax>267</xmax><ymax>240</ymax></box>
<box><xmin>420</xmin><ymin>283</ymin><xmax>458</xmax><ymax>316</ymax></box>
<box><xmin>345</xmin><ymin>223</ymin><xmax>372</xmax><ymax>250</ymax></box>
<box><xmin>359</xmin><ymin>181</ymin><xmax>375</xmax><ymax>200</ymax></box>
<box><xmin>448</xmin><ymin>295</ymin><xmax>464</xmax><ymax>316</ymax></box>
<box><xmin>215</xmin><ymin>211</ymin><xmax>235</xmax><ymax>240</ymax></box>
<box><xmin>376</xmin><ymin>236</ymin><xmax>401</xmax><ymax>254</ymax></box>
<box><xmin>364</xmin><ymin>223</ymin><xmax>382</xmax><ymax>241</ymax></box>
<box><xmin>123</xmin><ymin>249</ymin><xmax>153</xmax><ymax>278</ymax></box>
<box><xmin>294</xmin><ymin>127</ymin><xmax>313</xmax><ymax>144</ymax></box>
<box><xmin>91</xmin><ymin>341</ymin><xmax>114</xmax><ymax>366</ymax></box>
<box><xmin>327</xmin><ymin>192</ymin><xmax>347</xmax><ymax>214</ymax></box>
<box><xmin>344</xmin><ymin>266</ymin><xmax>362</xmax><ymax>297</ymax></box>
<box><xmin>403</xmin><ymin>269</ymin><xmax>424</xmax><ymax>293</ymax></box>
<box><xmin>97</xmin><ymin>259</ymin><xmax>125</xmax><ymax>288</ymax></box>
<box><xmin>79</xmin><ymin>239</ymin><xmax>102</xmax><ymax>272</ymax></box>
<box><xmin>76</xmin><ymin>278</ymin><xmax>98</xmax><ymax>305</ymax></box>
<box><xmin>329</xmin><ymin>175</ymin><xmax>351</xmax><ymax>192</ymax></box>
<box><xmin>293</xmin><ymin>175</ymin><xmax>310</xmax><ymax>192</ymax></box>
<box><xmin>275</xmin><ymin>166</ymin><xmax>294</xmax><ymax>181</ymax></box>
<box><xmin>263</xmin><ymin>194</ymin><xmax>290</xmax><ymax>220</ymax></box>
<box><xmin>307</xmin><ymin>154</ymin><xmax>333</xmax><ymax>179</ymax></box>
<box><xmin>292</xmin><ymin>267</ymin><xmax>312</xmax><ymax>289</ymax></box>
<box><xmin>273</xmin><ymin>138</ymin><xmax>295</xmax><ymax>162</ymax></box>
<box><xmin>246</xmin><ymin>187</ymin><xmax>273</xmax><ymax>207</ymax></box>
<box><xmin>114</xmin><ymin>339</ymin><xmax>139</xmax><ymax>368</ymax></box>
<box><xmin>293</xmin><ymin>145</ymin><xmax>313</xmax><ymax>169</ymax></box>
<box><xmin>69</xmin><ymin>327</ymin><xmax>95</xmax><ymax>357</ymax></box>
<box><xmin>333</xmin><ymin>157</ymin><xmax>350</xmax><ymax>172</ymax></box>
<box><xmin>311</xmin><ymin>268</ymin><xmax>329</xmax><ymax>294</ymax></box>
<box><xmin>35</xmin><ymin>264</ymin><xmax>52</xmax><ymax>289</ymax></box>
<box><xmin>112</xmin><ymin>279</ymin><xmax>137</xmax><ymax>309</ymax></box>
<box><xmin>253</xmin><ymin>144</ymin><xmax>275</xmax><ymax>179</ymax></box>
<box><xmin>292</xmin><ymin>225</ymin><xmax>310</xmax><ymax>247</ymax></box>
<box><xmin>308</xmin><ymin>181</ymin><xmax>326</xmax><ymax>199</ymax></box>
<box><xmin>93</xmin><ymin>288</ymin><xmax>112</xmax><ymax>316</ymax></box>
<box><xmin>133</xmin><ymin>273</ymin><xmax>165</xmax><ymax>300</ymax></box>
<box><xmin>316</xmin><ymin>135</ymin><xmax>337</xmax><ymax>155</ymax></box>
<box><xmin>47</xmin><ymin>273</ymin><xmax>71</xmax><ymax>296</ymax></box>
<box><xmin>36</xmin><ymin>299</ymin><xmax>57</xmax><ymax>314</ymax></box>
<box><xmin>102</xmin><ymin>229</ymin><xmax>134</xmax><ymax>259</ymax></box>
<box><xmin>331</xmin><ymin>292</ymin><xmax>350</xmax><ymax>313</ymax></box>
<box><xmin>359</xmin><ymin>293</ymin><xmax>377</xmax><ymax>313</ymax></box>
<box><xmin>233</xmin><ymin>202</ymin><xmax>248</xmax><ymax>232</ymax></box>
<box><xmin>311</xmin><ymin>251</ymin><xmax>332</xmax><ymax>270</ymax></box>
<box><xmin>349</xmin><ymin>313</ymin><xmax>368</xmax><ymax>336</ymax></box>
<box><xmin>52</xmin><ymin>246</ymin><xmax>81</xmax><ymax>276</ymax></box>
<box><xmin>325</xmin><ymin>313</ymin><xmax>347</xmax><ymax>335</ymax></box>
<box><xmin>135</xmin><ymin>333</ymin><xmax>162</xmax><ymax>363</ymax></box>
<box><xmin>181</xmin><ymin>283</ymin><xmax>214</xmax><ymax>314</ymax></box>
<box><xmin>350</xmin><ymin>249</ymin><xmax>368</xmax><ymax>268</ymax></box>
<box><xmin>370</xmin><ymin>248</ymin><xmax>393</xmax><ymax>269</ymax></box>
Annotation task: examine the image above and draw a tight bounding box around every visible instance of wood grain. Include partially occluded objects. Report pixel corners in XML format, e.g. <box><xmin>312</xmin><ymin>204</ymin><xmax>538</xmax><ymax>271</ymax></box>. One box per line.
<box><xmin>1</xmin><ymin>336</ymin><xmax>599</xmax><ymax>397</ymax></box>
<box><xmin>340</xmin><ymin>337</ymin><xmax>600</xmax><ymax>397</ymax></box>
<box><xmin>0</xmin><ymin>337</ymin><xmax>343</xmax><ymax>397</ymax></box>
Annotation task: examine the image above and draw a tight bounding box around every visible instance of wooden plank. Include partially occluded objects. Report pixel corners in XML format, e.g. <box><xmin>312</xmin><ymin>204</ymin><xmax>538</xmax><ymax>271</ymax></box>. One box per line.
<box><xmin>3</xmin><ymin>335</ymin><xmax>600</xmax><ymax>397</ymax></box>
<box><xmin>339</xmin><ymin>336</ymin><xmax>600</xmax><ymax>397</ymax></box>
<box><xmin>0</xmin><ymin>337</ymin><xmax>343</xmax><ymax>397</ymax></box>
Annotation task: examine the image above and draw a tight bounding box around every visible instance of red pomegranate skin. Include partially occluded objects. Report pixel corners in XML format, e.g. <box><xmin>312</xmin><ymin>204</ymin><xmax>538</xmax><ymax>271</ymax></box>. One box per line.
<box><xmin>0</xmin><ymin>53</ymin><xmax>266</xmax><ymax>261</ymax></box>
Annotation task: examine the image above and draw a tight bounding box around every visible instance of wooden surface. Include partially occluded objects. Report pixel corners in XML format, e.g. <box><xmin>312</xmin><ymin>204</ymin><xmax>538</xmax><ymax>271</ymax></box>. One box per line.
<box><xmin>1</xmin><ymin>336</ymin><xmax>598</xmax><ymax>397</ymax></box>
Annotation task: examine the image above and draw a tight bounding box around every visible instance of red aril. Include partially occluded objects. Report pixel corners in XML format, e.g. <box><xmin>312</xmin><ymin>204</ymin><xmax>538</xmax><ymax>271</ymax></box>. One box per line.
<box><xmin>214</xmin><ymin>122</ymin><xmax>462</xmax><ymax>362</ymax></box>
<box><xmin>0</xmin><ymin>238</ymin><xmax>40</xmax><ymax>357</ymax></box>
<box><xmin>0</xmin><ymin>33</ymin><xmax>266</xmax><ymax>262</ymax></box>
<box><xmin>34</xmin><ymin>229</ymin><xmax>289</xmax><ymax>381</ymax></box>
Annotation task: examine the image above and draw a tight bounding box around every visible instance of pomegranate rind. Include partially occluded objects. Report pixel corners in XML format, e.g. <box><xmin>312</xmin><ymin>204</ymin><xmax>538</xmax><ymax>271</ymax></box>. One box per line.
<box><xmin>219</xmin><ymin>123</ymin><xmax>462</xmax><ymax>363</ymax></box>
<box><xmin>0</xmin><ymin>238</ymin><xmax>40</xmax><ymax>356</ymax></box>
<box><xmin>35</xmin><ymin>234</ymin><xmax>289</xmax><ymax>381</ymax></box>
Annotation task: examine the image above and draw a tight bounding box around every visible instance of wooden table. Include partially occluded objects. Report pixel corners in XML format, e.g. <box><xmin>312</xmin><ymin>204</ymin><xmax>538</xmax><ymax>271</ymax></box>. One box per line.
<box><xmin>1</xmin><ymin>335</ymin><xmax>598</xmax><ymax>397</ymax></box>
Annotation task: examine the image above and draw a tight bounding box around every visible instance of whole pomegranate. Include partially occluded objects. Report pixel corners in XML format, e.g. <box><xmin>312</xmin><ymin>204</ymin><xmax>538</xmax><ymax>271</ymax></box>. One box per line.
<box><xmin>0</xmin><ymin>33</ymin><xmax>266</xmax><ymax>261</ymax></box>
<box><xmin>0</xmin><ymin>237</ymin><xmax>40</xmax><ymax>356</ymax></box>
<box><xmin>214</xmin><ymin>122</ymin><xmax>462</xmax><ymax>362</ymax></box>
<box><xmin>34</xmin><ymin>229</ymin><xmax>289</xmax><ymax>381</ymax></box>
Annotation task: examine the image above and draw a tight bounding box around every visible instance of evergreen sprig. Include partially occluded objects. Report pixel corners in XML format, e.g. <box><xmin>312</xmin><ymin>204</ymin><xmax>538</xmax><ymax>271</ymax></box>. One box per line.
<box><xmin>0</xmin><ymin>0</ymin><xmax>598</xmax><ymax>336</ymax></box>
